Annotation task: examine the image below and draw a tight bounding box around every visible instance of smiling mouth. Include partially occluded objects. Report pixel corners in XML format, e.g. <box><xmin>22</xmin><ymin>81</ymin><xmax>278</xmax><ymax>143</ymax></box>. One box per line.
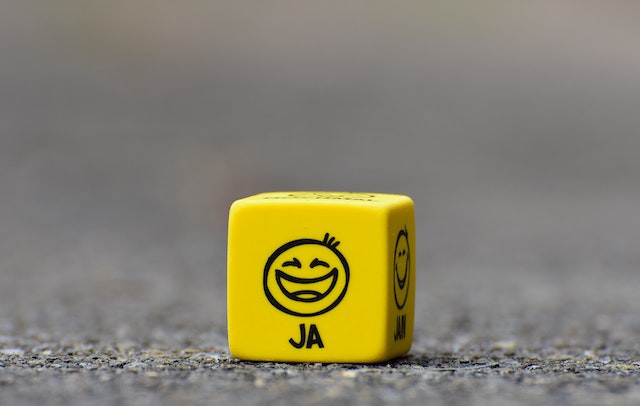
<box><xmin>275</xmin><ymin>268</ymin><xmax>338</xmax><ymax>302</ymax></box>
<box><xmin>395</xmin><ymin>264</ymin><xmax>407</xmax><ymax>289</ymax></box>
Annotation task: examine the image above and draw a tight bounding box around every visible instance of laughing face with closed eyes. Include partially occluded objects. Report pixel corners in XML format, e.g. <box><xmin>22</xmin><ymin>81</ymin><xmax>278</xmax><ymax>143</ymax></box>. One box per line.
<box><xmin>264</xmin><ymin>234</ymin><xmax>350</xmax><ymax>317</ymax></box>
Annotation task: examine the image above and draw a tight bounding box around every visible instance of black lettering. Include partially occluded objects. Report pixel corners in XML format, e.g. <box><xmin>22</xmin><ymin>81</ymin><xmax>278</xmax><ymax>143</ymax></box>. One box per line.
<box><xmin>394</xmin><ymin>314</ymin><xmax>406</xmax><ymax>341</ymax></box>
<box><xmin>289</xmin><ymin>324</ymin><xmax>325</xmax><ymax>349</ymax></box>
<box><xmin>306</xmin><ymin>324</ymin><xmax>324</xmax><ymax>348</ymax></box>
<box><xmin>289</xmin><ymin>323</ymin><xmax>306</xmax><ymax>348</ymax></box>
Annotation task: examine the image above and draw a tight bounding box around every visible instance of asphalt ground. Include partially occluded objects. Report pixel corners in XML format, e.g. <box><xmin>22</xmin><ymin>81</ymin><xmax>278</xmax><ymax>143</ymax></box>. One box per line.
<box><xmin>2</xmin><ymin>2</ymin><xmax>640</xmax><ymax>405</ymax></box>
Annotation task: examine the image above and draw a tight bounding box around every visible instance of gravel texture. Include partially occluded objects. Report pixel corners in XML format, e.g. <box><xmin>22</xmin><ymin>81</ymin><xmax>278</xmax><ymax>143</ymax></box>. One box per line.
<box><xmin>1</xmin><ymin>344</ymin><xmax>640</xmax><ymax>405</ymax></box>
<box><xmin>2</xmin><ymin>260</ymin><xmax>640</xmax><ymax>405</ymax></box>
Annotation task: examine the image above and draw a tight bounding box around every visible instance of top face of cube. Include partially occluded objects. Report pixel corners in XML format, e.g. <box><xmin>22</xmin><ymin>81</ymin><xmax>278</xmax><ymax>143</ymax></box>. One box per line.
<box><xmin>233</xmin><ymin>191</ymin><xmax>412</xmax><ymax>208</ymax></box>
<box><xmin>227</xmin><ymin>191</ymin><xmax>415</xmax><ymax>363</ymax></box>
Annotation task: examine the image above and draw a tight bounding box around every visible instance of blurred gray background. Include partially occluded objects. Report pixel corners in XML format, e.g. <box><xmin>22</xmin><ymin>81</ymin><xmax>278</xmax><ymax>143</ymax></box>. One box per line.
<box><xmin>1</xmin><ymin>0</ymin><xmax>640</xmax><ymax>382</ymax></box>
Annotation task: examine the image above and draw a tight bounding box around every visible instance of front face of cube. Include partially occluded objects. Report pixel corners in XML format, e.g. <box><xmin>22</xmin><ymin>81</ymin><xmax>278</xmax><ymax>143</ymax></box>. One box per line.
<box><xmin>227</xmin><ymin>192</ymin><xmax>415</xmax><ymax>363</ymax></box>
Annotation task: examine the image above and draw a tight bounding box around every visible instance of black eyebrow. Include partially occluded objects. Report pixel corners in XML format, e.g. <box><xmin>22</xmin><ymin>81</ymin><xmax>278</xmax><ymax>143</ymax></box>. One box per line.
<box><xmin>310</xmin><ymin>258</ymin><xmax>329</xmax><ymax>268</ymax></box>
<box><xmin>282</xmin><ymin>258</ymin><xmax>302</xmax><ymax>268</ymax></box>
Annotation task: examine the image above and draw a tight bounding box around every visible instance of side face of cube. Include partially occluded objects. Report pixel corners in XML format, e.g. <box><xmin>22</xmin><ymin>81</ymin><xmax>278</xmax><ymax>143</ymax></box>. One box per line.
<box><xmin>385</xmin><ymin>200</ymin><xmax>416</xmax><ymax>359</ymax></box>
<box><xmin>227</xmin><ymin>192</ymin><xmax>415</xmax><ymax>363</ymax></box>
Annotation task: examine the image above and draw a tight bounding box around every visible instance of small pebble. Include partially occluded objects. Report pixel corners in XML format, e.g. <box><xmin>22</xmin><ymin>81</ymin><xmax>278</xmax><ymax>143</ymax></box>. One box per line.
<box><xmin>489</xmin><ymin>341</ymin><xmax>517</xmax><ymax>353</ymax></box>
<box><xmin>341</xmin><ymin>370</ymin><xmax>358</xmax><ymax>378</ymax></box>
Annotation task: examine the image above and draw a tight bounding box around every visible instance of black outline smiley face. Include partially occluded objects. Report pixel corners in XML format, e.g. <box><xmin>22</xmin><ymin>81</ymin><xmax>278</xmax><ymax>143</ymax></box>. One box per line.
<box><xmin>393</xmin><ymin>228</ymin><xmax>410</xmax><ymax>309</ymax></box>
<box><xmin>263</xmin><ymin>233</ymin><xmax>350</xmax><ymax>317</ymax></box>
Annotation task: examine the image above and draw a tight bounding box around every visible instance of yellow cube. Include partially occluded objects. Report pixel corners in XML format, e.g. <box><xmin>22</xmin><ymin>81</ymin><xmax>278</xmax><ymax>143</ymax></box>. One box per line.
<box><xmin>227</xmin><ymin>192</ymin><xmax>415</xmax><ymax>363</ymax></box>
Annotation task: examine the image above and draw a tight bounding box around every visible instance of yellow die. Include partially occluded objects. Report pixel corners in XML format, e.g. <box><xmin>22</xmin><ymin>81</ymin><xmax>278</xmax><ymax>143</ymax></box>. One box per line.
<box><xmin>227</xmin><ymin>192</ymin><xmax>415</xmax><ymax>363</ymax></box>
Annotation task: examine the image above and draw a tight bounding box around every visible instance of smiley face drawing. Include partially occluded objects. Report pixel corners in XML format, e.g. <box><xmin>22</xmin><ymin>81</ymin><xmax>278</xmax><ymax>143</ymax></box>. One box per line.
<box><xmin>393</xmin><ymin>228</ymin><xmax>410</xmax><ymax>310</ymax></box>
<box><xmin>263</xmin><ymin>233</ymin><xmax>350</xmax><ymax>317</ymax></box>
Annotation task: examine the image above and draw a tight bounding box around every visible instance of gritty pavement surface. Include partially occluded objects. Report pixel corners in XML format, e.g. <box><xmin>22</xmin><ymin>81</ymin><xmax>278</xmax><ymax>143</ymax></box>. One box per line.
<box><xmin>1</xmin><ymin>350</ymin><xmax>639</xmax><ymax>406</ymax></box>
<box><xmin>2</xmin><ymin>260</ymin><xmax>640</xmax><ymax>406</ymax></box>
<box><xmin>2</xmin><ymin>2</ymin><xmax>640</xmax><ymax>405</ymax></box>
